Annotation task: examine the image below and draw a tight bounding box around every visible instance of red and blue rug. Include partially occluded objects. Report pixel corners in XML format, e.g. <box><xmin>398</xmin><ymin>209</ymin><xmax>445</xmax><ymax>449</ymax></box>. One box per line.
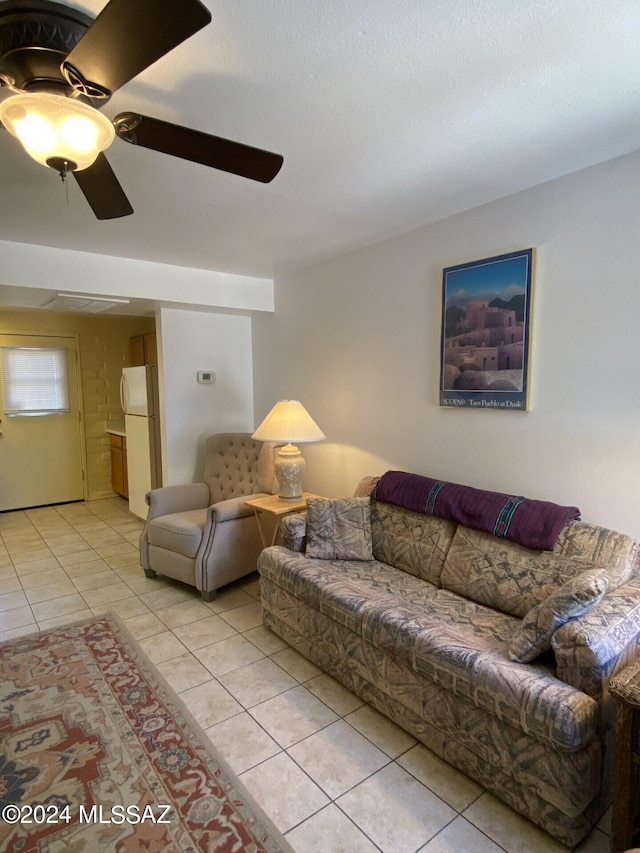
<box><xmin>0</xmin><ymin>614</ymin><xmax>292</xmax><ymax>852</ymax></box>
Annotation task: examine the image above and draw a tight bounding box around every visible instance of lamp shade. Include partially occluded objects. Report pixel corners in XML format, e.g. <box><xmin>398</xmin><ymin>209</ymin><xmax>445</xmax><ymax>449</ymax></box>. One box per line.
<box><xmin>252</xmin><ymin>400</ymin><xmax>325</xmax><ymax>443</ymax></box>
<box><xmin>0</xmin><ymin>93</ymin><xmax>115</xmax><ymax>171</ymax></box>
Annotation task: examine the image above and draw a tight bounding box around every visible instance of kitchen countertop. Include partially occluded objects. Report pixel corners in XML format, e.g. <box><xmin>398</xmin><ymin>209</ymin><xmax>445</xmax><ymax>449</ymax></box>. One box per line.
<box><xmin>106</xmin><ymin>424</ymin><xmax>126</xmax><ymax>438</ymax></box>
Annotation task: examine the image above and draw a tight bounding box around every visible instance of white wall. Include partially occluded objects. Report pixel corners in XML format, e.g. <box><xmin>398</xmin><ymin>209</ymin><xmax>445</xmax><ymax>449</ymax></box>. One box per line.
<box><xmin>159</xmin><ymin>308</ymin><xmax>255</xmax><ymax>485</ymax></box>
<box><xmin>0</xmin><ymin>241</ymin><xmax>272</xmax><ymax>493</ymax></box>
<box><xmin>0</xmin><ymin>240</ymin><xmax>274</xmax><ymax>313</ymax></box>
<box><xmin>252</xmin><ymin>149</ymin><xmax>640</xmax><ymax>539</ymax></box>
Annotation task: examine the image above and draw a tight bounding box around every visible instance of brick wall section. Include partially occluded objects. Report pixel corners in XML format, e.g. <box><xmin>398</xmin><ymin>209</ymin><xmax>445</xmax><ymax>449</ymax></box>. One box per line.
<box><xmin>0</xmin><ymin>309</ymin><xmax>155</xmax><ymax>500</ymax></box>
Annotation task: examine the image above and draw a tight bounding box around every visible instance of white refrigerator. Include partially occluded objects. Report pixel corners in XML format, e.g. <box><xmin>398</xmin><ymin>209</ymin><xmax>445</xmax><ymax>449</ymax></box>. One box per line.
<box><xmin>120</xmin><ymin>365</ymin><xmax>162</xmax><ymax>519</ymax></box>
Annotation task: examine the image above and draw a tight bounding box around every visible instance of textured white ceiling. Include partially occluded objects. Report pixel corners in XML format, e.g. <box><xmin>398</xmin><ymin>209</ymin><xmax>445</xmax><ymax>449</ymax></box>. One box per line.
<box><xmin>1</xmin><ymin>0</ymin><xmax>639</xmax><ymax>283</ymax></box>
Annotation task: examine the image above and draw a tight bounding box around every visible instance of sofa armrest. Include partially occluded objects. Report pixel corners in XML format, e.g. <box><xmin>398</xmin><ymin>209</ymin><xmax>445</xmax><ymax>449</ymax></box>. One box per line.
<box><xmin>214</xmin><ymin>493</ymin><xmax>269</xmax><ymax>523</ymax></box>
<box><xmin>552</xmin><ymin>576</ymin><xmax>640</xmax><ymax>698</ymax></box>
<box><xmin>280</xmin><ymin>513</ymin><xmax>307</xmax><ymax>552</ymax></box>
<box><xmin>145</xmin><ymin>483</ymin><xmax>210</xmax><ymax>519</ymax></box>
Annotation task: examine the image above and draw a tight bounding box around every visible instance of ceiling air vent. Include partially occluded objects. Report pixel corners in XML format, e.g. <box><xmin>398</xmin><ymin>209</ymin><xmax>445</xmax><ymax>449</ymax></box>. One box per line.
<box><xmin>41</xmin><ymin>294</ymin><xmax>130</xmax><ymax>314</ymax></box>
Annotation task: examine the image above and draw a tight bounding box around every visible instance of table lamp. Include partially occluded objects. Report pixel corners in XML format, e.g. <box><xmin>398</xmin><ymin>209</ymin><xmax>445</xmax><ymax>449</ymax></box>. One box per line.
<box><xmin>252</xmin><ymin>400</ymin><xmax>325</xmax><ymax>499</ymax></box>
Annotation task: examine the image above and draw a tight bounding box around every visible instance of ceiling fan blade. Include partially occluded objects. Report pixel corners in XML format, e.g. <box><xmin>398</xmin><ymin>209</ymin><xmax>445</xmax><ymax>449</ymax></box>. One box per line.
<box><xmin>72</xmin><ymin>153</ymin><xmax>134</xmax><ymax>220</ymax></box>
<box><xmin>63</xmin><ymin>0</ymin><xmax>211</xmax><ymax>96</ymax></box>
<box><xmin>114</xmin><ymin>112</ymin><xmax>284</xmax><ymax>183</ymax></box>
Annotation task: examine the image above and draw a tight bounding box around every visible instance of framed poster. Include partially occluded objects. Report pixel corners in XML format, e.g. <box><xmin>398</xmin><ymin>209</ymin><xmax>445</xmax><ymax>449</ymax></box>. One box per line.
<box><xmin>440</xmin><ymin>248</ymin><xmax>534</xmax><ymax>410</ymax></box>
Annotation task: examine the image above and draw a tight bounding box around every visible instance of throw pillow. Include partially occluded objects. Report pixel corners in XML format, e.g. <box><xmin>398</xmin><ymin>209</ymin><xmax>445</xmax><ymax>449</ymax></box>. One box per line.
<box><xmin>508</xmin><ymin>568</ymin><xmax>609</xmax><ymax>663</ymax></box>
<box><xmin>306</xmin><ymin>497</ymin><xmax>373</xmax><ymax>560</ymax></box>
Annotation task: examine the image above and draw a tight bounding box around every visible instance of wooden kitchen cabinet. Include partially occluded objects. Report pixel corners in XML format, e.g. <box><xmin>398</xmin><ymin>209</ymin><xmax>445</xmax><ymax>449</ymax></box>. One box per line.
<box><xmin>130</xmin><ymin>335</ymin><xmax>145</xmax><ymax>366</ymax></box>
<box><xmin>130</xmin><ymin>333</ymin><xmax>157</xmax><ymax>366</ymax></box>
<box><xmin>110</xmin><ymin>433</ymin><xmax>128</xmax><ymax>498</ymax></box>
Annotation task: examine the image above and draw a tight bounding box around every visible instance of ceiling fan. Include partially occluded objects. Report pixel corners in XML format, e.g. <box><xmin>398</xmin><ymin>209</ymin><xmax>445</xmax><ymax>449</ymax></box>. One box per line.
<box><xmin>0</xmin><ymin>0</ymin><xmax>284</xmax><ymax>219</ymax></box>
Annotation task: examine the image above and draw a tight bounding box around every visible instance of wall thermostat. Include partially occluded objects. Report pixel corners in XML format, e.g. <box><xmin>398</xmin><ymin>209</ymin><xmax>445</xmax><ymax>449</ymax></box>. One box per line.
<box><xmin>197</xmin><ymin>371</ymin><xmax>216</xmax><ymax>384</ymax></box>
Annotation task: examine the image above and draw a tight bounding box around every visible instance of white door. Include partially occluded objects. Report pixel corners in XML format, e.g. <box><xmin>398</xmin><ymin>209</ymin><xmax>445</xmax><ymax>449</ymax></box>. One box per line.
<box><xmin>0</xmin><ymin>334</ymin><xmax>85</xmax><ymax>511</ymax></box>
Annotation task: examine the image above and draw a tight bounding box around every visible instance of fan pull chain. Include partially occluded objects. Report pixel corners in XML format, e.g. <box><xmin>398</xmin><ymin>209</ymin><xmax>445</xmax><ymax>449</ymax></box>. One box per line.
<box><xmin>49</xmin><ymin>159</ymin><xmax>71</xmax><ymax>204</ymax></box>
<box><xmin>48</xmin><ymin>157</ymin><xmax>74</xmax><ymax>202</ymax></box>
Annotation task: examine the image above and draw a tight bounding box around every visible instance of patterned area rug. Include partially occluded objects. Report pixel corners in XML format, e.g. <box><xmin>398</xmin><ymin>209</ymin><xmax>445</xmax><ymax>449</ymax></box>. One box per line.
<box><xmin>0</xmin><ymin>614</ymin><xmax>293</xmax><ymax>852</ymax></box>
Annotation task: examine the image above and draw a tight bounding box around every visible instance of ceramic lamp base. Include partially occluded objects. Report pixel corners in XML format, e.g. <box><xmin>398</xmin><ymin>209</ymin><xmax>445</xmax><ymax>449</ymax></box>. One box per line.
<box><xmin>275</xmin><ymin>443</ymin><xmax>305</xmax><ymax>500</ymax></box>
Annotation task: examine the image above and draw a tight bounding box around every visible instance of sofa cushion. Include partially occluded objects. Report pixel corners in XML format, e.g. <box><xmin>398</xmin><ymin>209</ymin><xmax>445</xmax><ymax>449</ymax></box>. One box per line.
<box><xmin>306</xmin><ymin>497</ymin><xmax>373</xmax><ymax>560</ymax></box>
<box><xmin>147</xmin><ymin>509</ymin><xmax>206</xmax><ymax>558</ymax></box>
<box><xmin>440</xmin><ymin>525</ymin><xmax>610</xmax><ymax>618</ymax></box>
<box><xmin>261</xmin><ymin>593</ymin><xmax>602</xmax><ymax>821</ymax></box>
<box><xmin>508</xmin><ymin>569</ymin><xmax>610</xmax><ymax>663</ymax></box>
<box><xmin>260</xmin><ymin>549</ymin><xmax>442</xmax><ymax>635</ymax></box>
<box><xmin>258</xmin><ymin>549</ymin><xmax>598</xmax><ymax>751</ymax></box>
<box><xmin>370</xmin><ymin>500</ymin><xmax>456</xmax><ymax>586</ymax></box>
<box><xmin>553</xmin><ymin>520</ymin><xmax>640</xmax><ymax>585</ymax></box>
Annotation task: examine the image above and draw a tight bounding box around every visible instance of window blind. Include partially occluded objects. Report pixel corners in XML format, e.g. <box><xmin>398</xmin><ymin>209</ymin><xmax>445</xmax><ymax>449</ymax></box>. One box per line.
<box><xmin>1</xmin><ymin>346</ymin><xmax>70</xmax><ymax>416</ymax></box>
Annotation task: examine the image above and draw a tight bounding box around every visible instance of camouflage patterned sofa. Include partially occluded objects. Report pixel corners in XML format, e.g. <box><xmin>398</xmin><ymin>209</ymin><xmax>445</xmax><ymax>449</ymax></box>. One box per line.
<box><xmin>257</xmin><ymin>475</ymin><xmax>640</xmax><ymax>847</ymax></box>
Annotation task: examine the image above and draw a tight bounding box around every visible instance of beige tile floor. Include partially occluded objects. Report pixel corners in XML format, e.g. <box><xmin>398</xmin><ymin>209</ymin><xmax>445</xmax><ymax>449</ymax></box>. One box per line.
<box><xmin>0</xmin><ymin>498</ymin><xmax>613</xmax><ymax>853</ymax></box>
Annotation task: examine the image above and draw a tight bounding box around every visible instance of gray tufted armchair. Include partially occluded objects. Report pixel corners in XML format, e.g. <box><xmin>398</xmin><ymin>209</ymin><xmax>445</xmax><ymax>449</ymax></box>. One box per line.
<box><xmin>140</xmin><ymin>433</ymin><xmax>278</xmax><ymax>600</ymax></box>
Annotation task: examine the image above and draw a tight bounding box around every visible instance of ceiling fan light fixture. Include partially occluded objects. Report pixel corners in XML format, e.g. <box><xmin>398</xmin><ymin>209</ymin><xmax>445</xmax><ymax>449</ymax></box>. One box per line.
<box><xmin>0</xmin><ymin>93</ymin><xmax>115</xmax><ymax>172</ymax></box>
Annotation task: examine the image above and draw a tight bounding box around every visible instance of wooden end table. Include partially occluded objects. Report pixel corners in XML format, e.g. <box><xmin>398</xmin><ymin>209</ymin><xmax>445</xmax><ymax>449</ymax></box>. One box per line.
<box><xmin>609</xmin><ymin>658</ymin><xmax>640</xmax><ymax>852</ymax></box>
<box><xmin>245</xmin><ymin>492</ymin><xmax>322</xmax><ymax>548</ymax></box>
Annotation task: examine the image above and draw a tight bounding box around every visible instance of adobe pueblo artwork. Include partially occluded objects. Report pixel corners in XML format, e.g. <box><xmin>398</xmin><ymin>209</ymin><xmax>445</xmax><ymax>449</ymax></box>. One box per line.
<box><xmin>440</xmin><ymin>248</ymin><xmax>534</xmax><ymax>411</ymax></box>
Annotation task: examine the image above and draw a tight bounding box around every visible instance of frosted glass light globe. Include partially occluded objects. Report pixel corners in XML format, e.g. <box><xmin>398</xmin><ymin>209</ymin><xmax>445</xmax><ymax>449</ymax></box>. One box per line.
<box><xmin>0</xmin><ymin>93</ymin><xmax>115</xmax><ymax>171</ymax></box>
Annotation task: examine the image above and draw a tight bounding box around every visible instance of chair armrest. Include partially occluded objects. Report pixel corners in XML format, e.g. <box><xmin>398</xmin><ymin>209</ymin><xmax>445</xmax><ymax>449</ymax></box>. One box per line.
<box><xmin>280</xmin><ymin>513</ymin><xmax>307</xmax><ymax>552</ymax></box>
<box><xmin>214</xmin><ymin>493</ymin><xmax>269</xmax><ymax>523</ymax></box>
<box><xmin>552</xmin><ymin>576</ymin><xmax>640</xmax><ymax>698</ymax></box>
<box><xmin>145</xmin><ymin>483</ymin><xmax>210</xmax><ymax>519</ymax></box>
<box><xmin>140</xmin><ymin>483</ymin><xmax>209</xmax><ymax>572</ymax></box>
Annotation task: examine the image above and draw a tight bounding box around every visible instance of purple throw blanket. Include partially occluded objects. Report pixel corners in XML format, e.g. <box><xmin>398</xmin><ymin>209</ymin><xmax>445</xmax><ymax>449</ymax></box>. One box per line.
<box><xmin>373</xmin><ymin>471</ymin><xmax>580</xmax><ymax>552</ymax></box>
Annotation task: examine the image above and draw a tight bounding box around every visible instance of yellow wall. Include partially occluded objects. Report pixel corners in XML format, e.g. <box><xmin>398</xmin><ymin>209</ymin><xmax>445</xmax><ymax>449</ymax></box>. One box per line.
<box><xmin>0</xmin><ymin>309</ymin><xmax>155</xmax><ymax>500</ymax></box>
